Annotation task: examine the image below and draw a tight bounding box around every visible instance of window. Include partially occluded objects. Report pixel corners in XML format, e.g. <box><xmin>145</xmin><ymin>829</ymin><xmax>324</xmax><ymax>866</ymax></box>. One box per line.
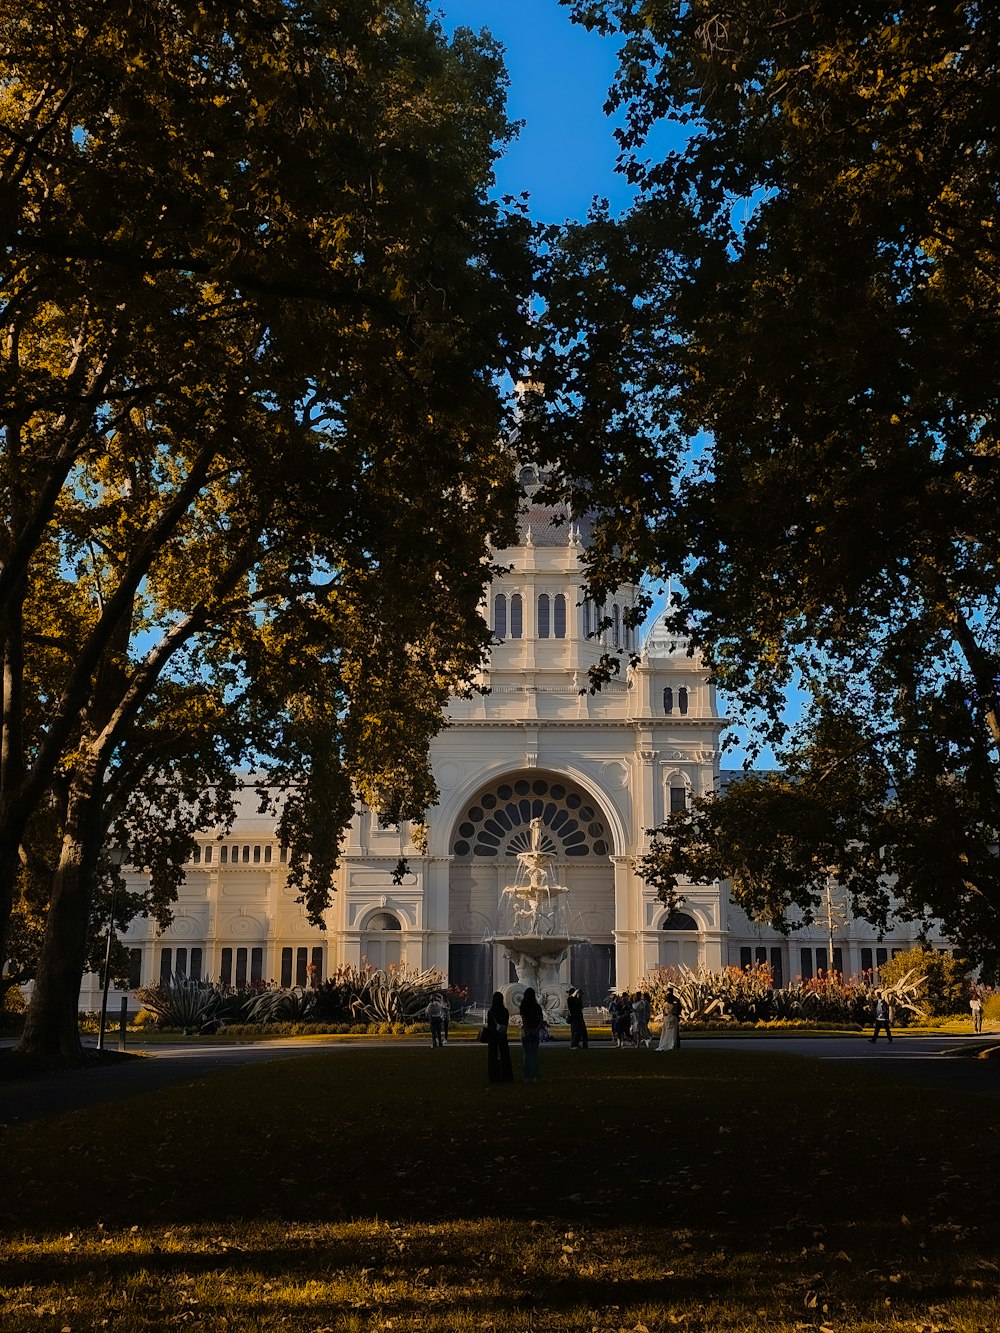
<box><xmin>190</xmin><ymin>948</ymin><xmax>202</xmax><ymax>982</ymax></box>
<box><xmin>538</xmin><ymin>593</ymin><xmax>550</xmax><ymax>638</ymax></box>
<box><xmin>279</xmin><ymin>845</ymin><xmax>288</xmax><ymax>863</ymax></box>
<box><xmin>128</xmin><ymin>949</ymin><xmax>142</xmax><ymax>989</ymax></box>
<box><xmin>861</xmin><ymin>947</ymin><xmax>874</xmax><ymax>974</ymax></box>
<box><xmin>235</xmin><ymin>947</ymin><xmax>248</xmax><ymax>987</ymax></box>
<box><xmin>770</xmin><ymin>947</ymin><xmax>783</xmax><ymax>987</ymax></box>
<box><xmin>740</xmin><ymin>947</ymin><xmax>752</xmax><ymax>970</ymax></box>
<box><xmin>251</xmin><ymin>947</ymin><xmax>263</xmax><ymax>984</ymax></box>
<box><xmin>755</xmin><ymin>946</ymin><xmax>767</xmax><ymax>966</ymax></box>
<box><xmin>816</xmin><ymin>947</ymin><xmax>828</xmax><ymax>976</ymax></box>
<box><xmin>832</xmin><ymin>947</ymin><xmax>843</xmax><ymax>975</ymax></box>
<box><xmin>310</xmin><ymin>946</ymin><xmax>324</xmax><ymax>984</ymax></box>
<box><xmin>159</xmin><ymin>949</ymin><xmax>172</xmax><ymax>983</ymax></box>
<box><xmin>191</xmin><ymin>844</ymin><xmax>201</xmax><ymax>864</ymax></box>
<box><xmin>220</xmin><ymin>948</ymin><xmax>233</xmax><ymax>986</ymax></box>
<box><xmin>204</xmin><ymin>844</ymin><xmax>213</xmax><ymax>864</ymax></box>
<box><xmin>612</xmin><ymin>604</ymin><xmax>620</xmax><ymax>648</ymax></box>
<box><xmin>669</xmin><ymin>786</ymin><xmax>686</xmax><ymax>814</ymax></box>
<box><xmin>510</xmin><ymin>593</ymin><xmax>523</xmax><ymax>639</ymax></box>
<box><xmin>280</xmin><ymin>948</ymin><xmax>293</xmax><ymax>987</ymax></box>
<box><xmin>678</xmin><ymin>686</ymin><xmax>689</xmax><ymax>715</ymax></box>
<box><xmin>264</xmin><ymin>845</ymin><xmax>272</xmax><ymax>864</ymax></box>
<box><xmin>175</xmin><ymin>947</ymin><xmax>188</xmax><ymax>977</ymax></box>
<box><xmin>876</xmin><ymin>947</ymin><xmax>888</xmax><ymax>968</ymax></box>
<box><xmin>554</xmin><ymin>594</ymin><xmax>566</xmax><ymax>638</ymax></box>
<box><xmin>220</xmin><ymin>846</ymin><xmax>228</xmax><ymax>864</ymax></box>
<box><xmin>242</xmin><ymin>845</ymin><xmax>250</xmax><ymax>864</ymax></box>
<box><xmin>296</xmin><ymin>947</ymin><xmax>309</xmax><ymax>987</ymax></box>
<box><xmin>582</xmin><ymin>600</ymin><xmax>592</xmax><ymax>636</ymax></box>
<box><xmin>253</xmin><ymin>845</ymin><xmax>261</xmax><ymax>863</ymax></box>
<box><xmin>800</xmin><ymin>947</ymin><xmax>813</xmax><ymax>980</ymax></box>
<box><xmin>663</xmin><ymin>687</ymin><xmax>673</xmax><ymax>714</ymax></box>
<box><xmin>494</xmin><ymin>592</ymin><xmax>507</xmax><ymax>639</ymax></box>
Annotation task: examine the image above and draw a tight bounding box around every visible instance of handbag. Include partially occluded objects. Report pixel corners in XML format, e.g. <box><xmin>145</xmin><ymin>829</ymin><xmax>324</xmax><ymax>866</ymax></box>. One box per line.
<box><xmin>477</xmin><ymin>1026</ymin><xmax>490</xmax><ymax>1043</ymax></box>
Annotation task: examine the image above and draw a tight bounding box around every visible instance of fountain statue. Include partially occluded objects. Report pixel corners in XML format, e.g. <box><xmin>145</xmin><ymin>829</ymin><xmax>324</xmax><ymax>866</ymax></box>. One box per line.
<box><xmin>493</xmin><ymin>816</ymin><xmax>587</xmax><ymax>1024</ymax></box>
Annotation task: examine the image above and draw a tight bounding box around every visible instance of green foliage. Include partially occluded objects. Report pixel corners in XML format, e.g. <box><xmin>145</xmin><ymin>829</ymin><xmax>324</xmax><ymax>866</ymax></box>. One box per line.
<box><xmin>311</xmin><ymin>964</ymin><xmax>447</xmax><ymax>1025</ymax></box>
<box><xmin>546</xmin><ymin>0</ymin><xmax>1000</xmax><ymax>969</ymax></box>
<box><xmin>2</xmin><ymin>0</ymin><xmax>542</xmax><ymax>1052</ymax></box>
<box><xmin>878</xmin><ymin>947</ymin><xmax>971</xmax><ymax>1016</ymax></box>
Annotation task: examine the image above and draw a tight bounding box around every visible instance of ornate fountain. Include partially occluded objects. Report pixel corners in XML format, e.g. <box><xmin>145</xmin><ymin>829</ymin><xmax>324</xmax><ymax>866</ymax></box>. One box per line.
<box><xmin>493</xmin><ymin>817</ymin><xmax>586</xmax><ymax>1024</ymax></box>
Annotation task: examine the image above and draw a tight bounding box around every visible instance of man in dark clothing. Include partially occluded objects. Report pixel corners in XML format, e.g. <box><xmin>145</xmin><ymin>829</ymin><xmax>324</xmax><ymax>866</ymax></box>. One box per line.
<box><xmin>566</xmin><ymin>987</ymin><xmax>588</xmax><ymax>1049</ymax></box>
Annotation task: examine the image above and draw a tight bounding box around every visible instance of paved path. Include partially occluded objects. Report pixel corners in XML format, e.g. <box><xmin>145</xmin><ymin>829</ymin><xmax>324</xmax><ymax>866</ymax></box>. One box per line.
<box><xmin>2</xmin><ymin>1033</ymin><xmax>997</xmax><ymax>1126</ymax></box>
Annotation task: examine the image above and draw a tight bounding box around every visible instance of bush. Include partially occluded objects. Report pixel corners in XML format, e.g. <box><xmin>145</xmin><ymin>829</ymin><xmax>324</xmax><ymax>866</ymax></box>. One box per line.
<box><xmin>877</xmin><ymin>947</ymin><xmax>971</xmax><ymax>1016</ymax></box>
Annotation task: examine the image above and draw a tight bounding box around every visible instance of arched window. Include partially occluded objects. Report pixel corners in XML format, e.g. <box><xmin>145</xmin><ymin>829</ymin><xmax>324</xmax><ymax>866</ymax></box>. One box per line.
<box><xmin>538</xmin><ymin>593</ymin><xmax>550</xmax><ymax>638</ymax></box>
<box><xmin>494</xmin><ymin>592</ymin><xmax>507</xmax><ymax>639</ymax></box>
<box><xmin>582</xmin><ymin>599</ymin><xmax>591</xmax><ymax>636</ymax></box>
<box><xmin>663</xmin><ymin>686</ymin><xmax>673</xmax><ymax>715</ymax></box>
<box><xmin>669</xmin><ymin>785</ymin><xmax>687</xmax><ymax>814</ymax></box>
<box><xmin>510</xmin><ymin>593</ymin><xmax>523</xmax><ymax>639</ymax></box>
<box><xmin>612</xmin><ymin>604</ymin><xmax>621</xmax><ymax>648</ymax></box>
<box><xmin>661</xmin><ymin>911</ymin><xmax>698</xmax><ymax>931</ymax></box>
<box><xmin>678</xmin><ymin>686</ymin><xmax>689</xmax><ymax>715</ymax></box>
<box><xmin>554</xmin><ymin>594</ymin><xmax>566</xmax><ymax>639</ymax></box>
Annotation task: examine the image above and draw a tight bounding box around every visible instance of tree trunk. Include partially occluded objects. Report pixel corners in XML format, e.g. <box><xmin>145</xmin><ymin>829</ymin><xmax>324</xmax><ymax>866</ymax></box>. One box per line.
<box><xmin>17</xmin><ymin>765</ymin><xmax>104</xmax><ymax>1058</ymax></box>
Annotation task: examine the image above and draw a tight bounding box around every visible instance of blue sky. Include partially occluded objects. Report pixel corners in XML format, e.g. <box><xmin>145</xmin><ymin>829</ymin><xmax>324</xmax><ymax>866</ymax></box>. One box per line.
<box><xmin>437</xmin><ymin>1</ymin><xmax>634</xmax><ymax>222</ymax></box>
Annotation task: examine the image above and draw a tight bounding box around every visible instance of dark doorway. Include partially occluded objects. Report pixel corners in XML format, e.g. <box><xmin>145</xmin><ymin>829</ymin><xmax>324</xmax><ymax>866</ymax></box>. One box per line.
<box><xmin>570</xmin><ymin>942</ymin><xmax>615</xmax><ymax>1005</ymax></box>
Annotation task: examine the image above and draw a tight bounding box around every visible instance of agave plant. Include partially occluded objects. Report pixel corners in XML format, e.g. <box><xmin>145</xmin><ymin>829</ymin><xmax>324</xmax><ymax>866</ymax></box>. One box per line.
<box><xmin>135</xmin><ymin>976</ymin><xmax>220</xmax><ymax>1030</ymax></box>
<box><xmin>243</xmin><ymin>985</ymin><xmax>316</xmax><ymax>1025</ymax></box>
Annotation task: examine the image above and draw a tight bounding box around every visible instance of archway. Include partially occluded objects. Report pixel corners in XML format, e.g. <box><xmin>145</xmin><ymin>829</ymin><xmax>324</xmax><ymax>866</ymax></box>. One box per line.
<box><xmin>658</xmin><ymin>910</ymin><xmax>701</xmax><ymax>971</ymax></box>
<box><xmin>361</xmin><ymin>910</ymin><xmax>402</xmax><ymax>972</ymax></box>
<box><xmin>448</xmin><ymin>772</ymin><xmax>616</xmax><ymax>1005</ymax></box>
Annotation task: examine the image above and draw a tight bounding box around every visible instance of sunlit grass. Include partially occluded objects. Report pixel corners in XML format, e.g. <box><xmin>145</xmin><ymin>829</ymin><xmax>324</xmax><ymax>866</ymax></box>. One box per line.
<box><xmin>2</xmin><ymin>1046</ymin><xmax>999</xmax><ymax>1330</ymax></box>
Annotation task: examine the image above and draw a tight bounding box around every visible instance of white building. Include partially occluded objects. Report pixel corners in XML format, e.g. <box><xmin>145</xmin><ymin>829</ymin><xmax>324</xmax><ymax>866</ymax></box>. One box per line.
<box><xmin>83</xmin><ymin>474</ymin><xmax>942</xmax><ymax>1012</ymax></box>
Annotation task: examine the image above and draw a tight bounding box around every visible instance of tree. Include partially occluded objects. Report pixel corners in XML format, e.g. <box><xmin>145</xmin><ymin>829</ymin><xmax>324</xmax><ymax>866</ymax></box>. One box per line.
<box><xmin>552</xmin><ymin>0</ymin><xmax>1000</xmax><ymax>964</ymax></box>
<box><xmin>2</xmin><ymin>0</ymin><xmax>537</xmax><ymax>1054</ymax></box>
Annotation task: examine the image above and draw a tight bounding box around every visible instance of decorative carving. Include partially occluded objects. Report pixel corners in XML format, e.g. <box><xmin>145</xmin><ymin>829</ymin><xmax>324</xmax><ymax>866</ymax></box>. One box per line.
<box><xmin>639</xmin><ymin>749</ymin><xmax>658</xmax><ymax>765</ymax></box>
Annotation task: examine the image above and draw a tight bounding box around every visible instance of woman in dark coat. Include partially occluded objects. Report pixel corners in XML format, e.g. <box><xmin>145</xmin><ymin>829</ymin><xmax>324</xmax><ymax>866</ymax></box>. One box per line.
<box><xmin>486</xmin><ymin>991</ymin><xmax>513</xmax><ymax>1083</ymax></box>
<box><xmin>519</xmin><ymin>986</ymin><xmax>544</xmax><ymax>1082</ymax></box>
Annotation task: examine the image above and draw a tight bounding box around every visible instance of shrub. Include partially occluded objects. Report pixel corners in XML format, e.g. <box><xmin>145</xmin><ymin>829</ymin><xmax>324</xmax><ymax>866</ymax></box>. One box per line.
<box><xmin>877</xmin><ymin>947</ymin><xmax>970</xmax><ymax>1016</ymax></box>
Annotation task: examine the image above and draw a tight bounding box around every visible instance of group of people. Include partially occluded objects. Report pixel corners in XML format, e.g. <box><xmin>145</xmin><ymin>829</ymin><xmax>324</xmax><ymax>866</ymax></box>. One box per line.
<box><xmin>479</xmin><ymin>984</ymin><xmax>685</xmax><ymax>1082</ymax></box>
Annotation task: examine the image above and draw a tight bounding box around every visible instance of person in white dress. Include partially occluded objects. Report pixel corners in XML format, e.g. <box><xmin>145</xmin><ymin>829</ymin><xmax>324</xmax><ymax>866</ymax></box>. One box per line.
<box><xmin>657</xmin><ymin>986</ymin><xmax>682</xmax><ymax>1051</ymax></box>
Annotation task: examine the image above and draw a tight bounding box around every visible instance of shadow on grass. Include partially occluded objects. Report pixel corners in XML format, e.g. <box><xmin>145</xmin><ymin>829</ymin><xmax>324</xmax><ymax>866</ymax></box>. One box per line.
<box><xmin>3</xmin><ymin>1048</ymin><xmax>1000</xmax><ymax>1329</ymax></box>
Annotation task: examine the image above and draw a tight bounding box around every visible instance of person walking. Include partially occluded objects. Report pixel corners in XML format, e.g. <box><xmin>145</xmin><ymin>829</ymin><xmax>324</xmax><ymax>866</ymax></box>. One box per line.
<box><xmin>425</xmin><ymin>993</ymin><xmax>447</xmax><ymax>1048</ymax></box>
<box><xmin>567</xmin><ymin>987</ymin><xmax>589</xmax><ymax>1049</ymax></box>
<box><xmin>970</xmin><ymin>994</ymin><xmax>984</xmax><ymax>1034</ymax></box>
<box><xmin>486</xmin><ymin>991</ymin><xmax>513</xmax><ymax>1083</ymax></box>
<box><xmin>519</xmin><ymin>987</ymin><xmax>544</xmax><ymax>1082</ymax></box>
<box><xmin>870</xmin><ymin>993</ymin><xmax>893</xmax><ymax>1043</ymax></box>
<box><xmin>657</xmin><ymin>986</ymin><xmax>682</xmax><ymax>1051</ymax></box>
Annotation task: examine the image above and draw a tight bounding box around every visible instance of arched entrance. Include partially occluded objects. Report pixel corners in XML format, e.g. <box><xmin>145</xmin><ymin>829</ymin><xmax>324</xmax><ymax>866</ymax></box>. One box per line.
<box><xmin>448</xmin><ymin>773</ymin><xmax>616</xmax><ymax>1006</ymax></box>
<box><xmin>361</xmin><ymin>910</ymin><xmax>402</xmax><ymax>971</ymax></box>
<box><xmin>658</xmin><ymin>910</ymin><xmax>701</xmax><ymax>970</ymax></box>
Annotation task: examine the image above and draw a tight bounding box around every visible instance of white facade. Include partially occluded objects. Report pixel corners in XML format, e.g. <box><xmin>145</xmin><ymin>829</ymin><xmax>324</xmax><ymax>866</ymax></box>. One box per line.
<box><xmin>82</xmin><ymin>482</ymin><xmax>944</xmax><ymax>1011</ymax></box>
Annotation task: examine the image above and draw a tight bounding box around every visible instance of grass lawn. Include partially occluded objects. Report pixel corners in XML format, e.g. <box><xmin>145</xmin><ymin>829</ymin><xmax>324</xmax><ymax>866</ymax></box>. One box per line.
<box><xmin>2</xmin><ymin>1044</ymin><xmax>999</xmax><ymax>1331</ymax></box>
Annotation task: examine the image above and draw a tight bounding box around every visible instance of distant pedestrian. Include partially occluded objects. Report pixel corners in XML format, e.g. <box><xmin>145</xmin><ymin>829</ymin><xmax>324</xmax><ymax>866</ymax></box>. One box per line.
<box><xmin>657</xmin><ymin>987</ymin><xmax>682</xmax><ymax>1052</ymax></box>
<box><xmin>870</xmin><ymin>994</ymin><xmax>893</xmax><ymax>1044</ymax></box>
<box><xmin>633</xmin><ymin>992</ymin><xmax>652</xmax><ymax>1048</ymax></box>
<box><xmin>486</xmin><ymin>991</ymin><xmax>513</xmax><ymax>1083</ymax></box>
<box><xmin>970</xmin><ymin>994</ymin><xmax>984</xmax><ymax>1034</ymax></box>
<box><xmin>567</xmin><ymin>987</ymin><xmax>588</xmax><ymax>1049</ymax></box>
<box><xmin>425</xmin><ymin>993</ymin><xmax>447</xmax><ymax>1048</ymax></box>
<box><xmin>519</xmin><ymin>987</ymin><xmax>544</xmax><ymax>1082</ymax></box>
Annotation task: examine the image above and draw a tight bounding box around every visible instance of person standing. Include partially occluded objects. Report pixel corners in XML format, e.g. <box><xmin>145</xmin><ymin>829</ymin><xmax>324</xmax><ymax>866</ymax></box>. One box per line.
<box><xmin>425</xmin><ymin>992</ymin><xmax>447</xmax><ymax>1048</ymax></box>
<box><xmin>970</xmin><ymin>994</ymin><xmax>984</xmax><ymax>1034</ymax></box>
<box><xmin>870</xmin><ymin>993</ymin><xmax>893</xmax><ymax>1043</ymax></box>
<box><xmin>519</xmin><ymin>987</ymin><xmax>544</xmax><ymax>1082</ymax></box>
<box><xmin>486</xmin><ymin>991</ymin><xmax>513</xmax><ymax>1083</ymax></box>
<box><xmin>657</xmin><ymin>987</ymin><xmax>682</xmax><ymax>1051</ymax></box>
<box><xmin>567</xmin><ymin>987</ymin><xmax>589</xmax><ymax>1049</ymax></box>
<box><xmin>633</xmin><ymin>992</ymin><xmax>652</xmax><ymax>1048</ymax></box>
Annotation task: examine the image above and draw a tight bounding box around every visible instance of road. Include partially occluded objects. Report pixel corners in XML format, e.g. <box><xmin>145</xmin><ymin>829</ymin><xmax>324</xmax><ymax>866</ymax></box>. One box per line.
<box><xmin>1</xmin><ymin>1032</ymin><xmax>997</xmax><ymax>1126</ymax></box>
